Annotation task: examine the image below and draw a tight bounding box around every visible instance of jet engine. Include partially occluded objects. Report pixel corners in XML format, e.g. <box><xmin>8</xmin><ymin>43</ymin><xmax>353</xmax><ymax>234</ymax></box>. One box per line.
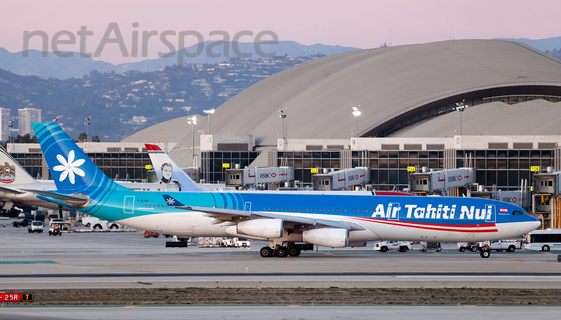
<box><xmin>302</xmin><ymin>228</ymin><xmax>349</xmax><ymax>248</ymax></box>
<box><xmin>237</xmin><ymin>219</ymin><xmax>284</xmax><ymax>238</ymax></box>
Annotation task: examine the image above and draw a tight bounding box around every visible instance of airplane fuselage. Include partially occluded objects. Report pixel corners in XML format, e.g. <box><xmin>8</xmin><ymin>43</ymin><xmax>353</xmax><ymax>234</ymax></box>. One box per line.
<box><xmin>56</xmin><ymin>189</ymin><xmax>539</xmax><ymax>243</ymax></box>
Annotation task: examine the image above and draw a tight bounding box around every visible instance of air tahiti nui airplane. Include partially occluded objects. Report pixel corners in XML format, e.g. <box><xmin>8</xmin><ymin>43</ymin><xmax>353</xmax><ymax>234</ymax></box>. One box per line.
<box><xmin>30</xmin><ymin>122</ymin><xmax>539</xmax><ymax>258</ymax></box>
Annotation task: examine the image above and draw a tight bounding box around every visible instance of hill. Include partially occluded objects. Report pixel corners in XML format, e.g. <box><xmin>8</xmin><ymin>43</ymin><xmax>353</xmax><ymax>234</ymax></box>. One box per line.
<box><xmin>0</xmin><ymin>41</ymin><xmax>359</xmax><ymax>80</ymax></box>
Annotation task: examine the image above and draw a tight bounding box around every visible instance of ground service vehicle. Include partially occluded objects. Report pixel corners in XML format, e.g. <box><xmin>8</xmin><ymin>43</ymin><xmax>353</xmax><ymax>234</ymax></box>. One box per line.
<box><xmin>373</xmin><ymin>241</ymin><xmax>411</xmax><ymax>252</ymax></box>
<box><xmin>234</xmin><ymin>238</ymin><xmax>251</xmax><ymax>248</ymax></box>
<box><xmin>524</xmin><ymin>229</ymin><xmax>561</xmax><ymax>251</ymax></box>
<box><xmin>49</xmin><ymin>226</ymin><xmax>62</xmax><ymax>236</ymax></box>
<box><xmin>28</xmin><ymin>221</ymin><xmax>43</xmax><ymax>233</ymax></box>
<box><xmin>12</xmin><ymin>218</ymin><xmax>32</xmax><ymax>228</ymax></box>
<box><xmin>29</xmin><ymin>122</ymin><xmax>541</xmax><ymax>259</ymax></box>
<box><xmin>420</xmin><ymin>241</ymin><xmax>441</xmax><ymax>252</ymax></box>
<box><xmin>143</xmin><ymin>231</ymin><xmax>160</xmax><ymax>238</ymax></box>
<box><xmin>82</xmin><ymin>216</ymin><xmax>120</xmax><ymax>230</ymax></box>
<box><xmin>486</xmin><ymin>240</ymin><xmax>522</xmax><ymax>252</ymax></box>
<box><xmin>457</xmin><ymin>242</ymin><xmax>478</xmax><ymax>252</ymax></box>
<box><xmin>220</xmin><ymin>238</ymin><xmax>234</xmax><ymax>247</ymax></box>
<box><xmin>49</xmin><ymin>218</ymin><xmax>70</xmax><ymax>230</ymax></box>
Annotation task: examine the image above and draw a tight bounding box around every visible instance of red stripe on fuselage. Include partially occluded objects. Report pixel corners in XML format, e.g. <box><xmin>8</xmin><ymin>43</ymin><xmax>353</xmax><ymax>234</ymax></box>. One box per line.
<box><xmin>350</xmin><ymin>217</ymin><xmax>498</xmax><ymax>233</ymax></box>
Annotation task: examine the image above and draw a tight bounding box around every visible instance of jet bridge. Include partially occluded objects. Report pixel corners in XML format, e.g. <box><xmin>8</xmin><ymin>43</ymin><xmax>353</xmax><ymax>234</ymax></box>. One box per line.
<box><xmin>410</xmin><ymin>168</ymin><xmax>476</xmax><ymax>195</ymax></box>
<box><xmin>533</xmin><ymin>168</ymin><xmax>561</xmax><ymax>229</ymax></box>
<box><xmin>312</xmin><ymin>167</ymin><xmax>370</xmax><ymax>191</ymax></box>
<box><xmin>226</xmin><ymin>166</ymin><xmax>294</xmax><ymax>188</ymax></box>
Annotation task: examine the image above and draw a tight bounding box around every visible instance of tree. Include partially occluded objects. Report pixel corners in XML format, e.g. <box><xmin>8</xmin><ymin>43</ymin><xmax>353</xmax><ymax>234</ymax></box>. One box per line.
<box><xmin>77</xmin><ymin>132</ymin><xmax>88</xmax><ymax>142</ymax></box>
<box><xmin>92</xmin><ymin>136</ymin><xmax>100</xmax><ymax>142</ymax></box>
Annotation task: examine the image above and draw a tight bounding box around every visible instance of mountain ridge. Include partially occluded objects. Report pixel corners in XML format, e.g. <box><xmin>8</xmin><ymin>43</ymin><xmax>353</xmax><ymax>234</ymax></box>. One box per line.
<box><xmin>0</xmin><ymin>41</ymin><xmax>360</xmax><ymax>79</ymax></box>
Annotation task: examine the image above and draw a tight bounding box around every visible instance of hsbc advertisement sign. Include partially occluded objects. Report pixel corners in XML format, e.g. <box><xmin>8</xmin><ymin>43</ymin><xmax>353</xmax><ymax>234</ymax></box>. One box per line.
<box><xmin>331</xmin><ymin>167</ymin><xmax>370</xmax><ymax>190</ymax></box>
<box><xmin>492</xmin><ymin>190</ymin><xmax>523</xmax><ymax>205</ymax></box>
<box><xmin>243</xmin><ymin>167</ymin><xmax>294</xmax><ymax>184</ymax></box>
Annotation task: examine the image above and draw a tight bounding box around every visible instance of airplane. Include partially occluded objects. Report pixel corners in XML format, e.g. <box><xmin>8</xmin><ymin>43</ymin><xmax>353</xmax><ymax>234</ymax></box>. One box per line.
<box><xmin>30</xmin><ymin>122</ymin><xmax>540</xmax><ymax>258</ymax></box>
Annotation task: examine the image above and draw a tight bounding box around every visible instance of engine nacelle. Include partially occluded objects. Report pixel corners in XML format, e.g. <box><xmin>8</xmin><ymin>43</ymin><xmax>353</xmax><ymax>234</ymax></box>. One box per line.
<box><xmin>302</xmin><ymin>228</ymin><xmax>349</xmax><ymax>248</ymax></box>
<box><xmin>237</xmin><ymin>219</ymin><xmax>284</xmax><ymax>238</ymax></box>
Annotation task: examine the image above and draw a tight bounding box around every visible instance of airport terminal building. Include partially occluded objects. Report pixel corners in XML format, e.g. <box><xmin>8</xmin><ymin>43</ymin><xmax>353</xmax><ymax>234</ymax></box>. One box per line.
<box><xmin>122</xmin><ymin>40</ymin><xmax>561</xmax><ymax>191</ymax></box>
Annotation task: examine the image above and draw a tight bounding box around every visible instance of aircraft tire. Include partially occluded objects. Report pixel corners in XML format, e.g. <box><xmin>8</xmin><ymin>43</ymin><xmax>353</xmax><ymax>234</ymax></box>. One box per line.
<box><xmin>288</xmin><ymin>246</ymin><xmax>301</xmax><ymax>257</ymax></box>
<box><xmin>480</xmin><ymin>249</ymin><xmax>491</xmax><ymax>258</ymax></box>
<box><xmin>276</xmin><ymin>247</ymin><xmax>289</xmax><ymax>257</ymax></box>
<box><xmin>260</xmin><ymin>247</ymin><xmax>273</xmax><ymax>257</ymax></box>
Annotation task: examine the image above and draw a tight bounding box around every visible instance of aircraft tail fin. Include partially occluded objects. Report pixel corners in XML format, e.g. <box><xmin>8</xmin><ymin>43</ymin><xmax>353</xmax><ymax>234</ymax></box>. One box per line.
<box><xmin>32</xmin><ymin>122</ymin><xmax>128</xmax><ymax>194</ymax></box>
<box><xmin>0</xmin><ymin>145</ymin><xmax>37</xmax><ymax>185</ymax></box>
<box><xmin>145</xmin><ymin>144</ymin><xmax>201</xmax><ymax>192</ymax></box>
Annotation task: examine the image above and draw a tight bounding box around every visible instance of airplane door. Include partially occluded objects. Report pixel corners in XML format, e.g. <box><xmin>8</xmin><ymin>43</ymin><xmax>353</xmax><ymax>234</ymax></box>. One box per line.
<box><xmin>485</xmin><ymin>205</ymin><xmax>496</xmax><ymax>223</ymax></box>
<box><xmin>387</xmin><ymin>202</ymin><xmax>400</xmax><ymax>220</ymax></box>
<box><xmin>123</xmin><ymin>196</ymin><xmax>135</xmax><ymax>214</ymax></box>
<box><xmin>245</xmin><ymin>202</ymin><xmax>252</xmax><ymax>212</ymax></box>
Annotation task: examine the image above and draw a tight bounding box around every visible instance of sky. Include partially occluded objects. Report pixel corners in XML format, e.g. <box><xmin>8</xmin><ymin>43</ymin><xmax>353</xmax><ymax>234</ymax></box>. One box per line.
<box><xmin>1</xmin><ymin>0</ymin><xmax>560</xmax><ymax>64</ymax></box>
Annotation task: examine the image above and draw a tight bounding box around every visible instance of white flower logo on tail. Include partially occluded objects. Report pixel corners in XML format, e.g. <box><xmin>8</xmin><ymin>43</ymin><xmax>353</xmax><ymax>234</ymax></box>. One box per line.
<box><xmin>53</xmin><ymin>150</ymin><xmax>85</xmax><ymax>184</ymax></box>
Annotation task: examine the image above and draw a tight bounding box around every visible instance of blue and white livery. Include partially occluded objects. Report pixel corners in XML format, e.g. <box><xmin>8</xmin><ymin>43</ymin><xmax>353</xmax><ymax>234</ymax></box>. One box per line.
<box><xmin>32</xmin><ymin>122</ymin><xmax>540</xmax><ymax>258</ymax></box>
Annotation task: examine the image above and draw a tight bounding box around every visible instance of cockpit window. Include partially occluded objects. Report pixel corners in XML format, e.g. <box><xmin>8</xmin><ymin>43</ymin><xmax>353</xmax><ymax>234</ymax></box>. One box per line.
<box><xmin>512</xmin><ymin>210</ymin><xmax>524</xmax><ymax>216</ymax></box>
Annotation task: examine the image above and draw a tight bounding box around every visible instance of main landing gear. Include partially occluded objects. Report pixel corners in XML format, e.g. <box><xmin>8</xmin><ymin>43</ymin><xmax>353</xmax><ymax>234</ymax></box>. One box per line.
<box><xmin>260</xmin><ymin>242</ymin><xmax>301</xmax><ymax>258</ymax></box>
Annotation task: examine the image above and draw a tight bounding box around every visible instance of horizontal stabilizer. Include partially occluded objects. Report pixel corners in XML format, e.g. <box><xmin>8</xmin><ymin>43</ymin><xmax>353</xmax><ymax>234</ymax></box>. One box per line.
<box><xmin>23</xmin><ymin>189</ymin><xmax>89</xmax><ymax>207</ymax></box>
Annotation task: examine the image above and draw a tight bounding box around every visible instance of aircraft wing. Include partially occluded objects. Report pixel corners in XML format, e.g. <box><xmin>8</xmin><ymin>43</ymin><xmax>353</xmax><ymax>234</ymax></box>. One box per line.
<box><xmin>0</xmin><ymin>185</ymin><xmax>26</xmax><ymax>194</ymax></box>
<box><xmin>184</xmin><ymin>205</ymin><xmax>361</xmax><ymax>230</ymax></box>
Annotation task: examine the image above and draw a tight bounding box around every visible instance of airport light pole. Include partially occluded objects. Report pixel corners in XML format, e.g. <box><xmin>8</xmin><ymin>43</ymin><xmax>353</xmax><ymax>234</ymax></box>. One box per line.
<box><xmin>455</xmin><ymin>100</ymin><xmax>466</xmax><ymax>135</ymax></box>
<box><xmin>187</xmin><ymin>116</ymin><xmax>197</xmax><ymax>163</ymax></box>
<box><xmin>84</xmin><ymin>116</ymin><xmax>91</xmax><ymax>142</ymax></box>
<box><xmin>8</xmin><ymin>118</ymin><xmax>13</xmax><ymax>152</ymax></box>
<box><xmin>279</xmin><ymin>110</ymin><xmax>287</xmax><ymax>152</ymax></box>
<box><xmin>203</xmin><ymin>109</ymin><xmax>215</xmax><ymax>134</ymax></box>
<box><xmin>352</xmin><ymin>107</ymin><xmax>361</xmax><ymax>138</ymax></box>
<box><xmin>278</xmin><ymin>110</ymin><xmax>286</xmax><ymax>139</ymax></box>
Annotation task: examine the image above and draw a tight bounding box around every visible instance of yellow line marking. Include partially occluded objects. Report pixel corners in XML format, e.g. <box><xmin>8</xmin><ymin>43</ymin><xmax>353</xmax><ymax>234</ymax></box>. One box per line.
<box><xmin>280</xmin><ymin>259</ymin><xmax>293</xmax><ymax>262</ymax></box>
<box><xmin>53</xmin><ymin>260</ymin><xmax>66</xmax><ymax>264</ymax></box>
<box><xmin>501</xmin><ymin>259</ymin><xmax>519</xmax><ymax>263</ymax></box>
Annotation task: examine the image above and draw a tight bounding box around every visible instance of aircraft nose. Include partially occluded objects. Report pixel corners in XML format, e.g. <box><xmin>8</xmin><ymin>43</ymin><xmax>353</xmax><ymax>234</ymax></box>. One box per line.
<box><xmin>523</xmin><ymin>217</ymin><xmax>541</xmax><ymax>233</ymax></box>
<box><xmin>530</xmin><ymin>219</ymin><xmax>541</xmax><ymax>231</ymax></box>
